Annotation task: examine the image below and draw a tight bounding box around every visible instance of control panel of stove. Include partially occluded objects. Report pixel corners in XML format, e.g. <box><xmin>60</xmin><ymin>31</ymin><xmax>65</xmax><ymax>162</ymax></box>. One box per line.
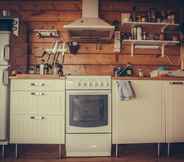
<box><xmin>66</xmin><ymin>76</ymin><xmax>111</xmax><ymax>90</ymax></box>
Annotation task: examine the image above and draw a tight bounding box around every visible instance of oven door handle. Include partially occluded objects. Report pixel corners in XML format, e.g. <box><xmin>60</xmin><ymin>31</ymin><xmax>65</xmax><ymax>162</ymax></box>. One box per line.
<box><xmin>66</xmin><ymin>90</ymin><xmax>111</xmax><ymax>94</ymax></box>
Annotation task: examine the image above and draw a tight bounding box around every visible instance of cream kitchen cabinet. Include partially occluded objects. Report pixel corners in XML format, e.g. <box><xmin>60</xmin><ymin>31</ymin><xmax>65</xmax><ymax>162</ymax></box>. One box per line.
<box><xmin>112</xmin><ymin>80</ymin><xmax>165</xmax><ymax>145</ymax></box>
<box><xmin>10</xmin><ymin>79</ymin><xmax>65</xmax><ymax>144</ymax></box>
<box><xmin>165</xmin><ymin>81</ymin><xmax>184</xmax><ymax>151</ymax></box>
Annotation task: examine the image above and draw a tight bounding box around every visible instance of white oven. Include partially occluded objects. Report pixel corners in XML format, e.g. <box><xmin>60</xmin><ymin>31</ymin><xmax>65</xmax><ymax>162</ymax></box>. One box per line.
<box><xmin>65</xmin><ymin>76</ymin><xmax>112</xmax><ymax>157</ymax></box>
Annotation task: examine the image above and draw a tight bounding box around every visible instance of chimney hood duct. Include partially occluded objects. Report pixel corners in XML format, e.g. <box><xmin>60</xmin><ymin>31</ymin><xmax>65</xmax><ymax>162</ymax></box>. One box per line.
<box><xmin>63</xmin><ymin>0</ymin><xmax>114</xmax><ymax>42</ymax></box>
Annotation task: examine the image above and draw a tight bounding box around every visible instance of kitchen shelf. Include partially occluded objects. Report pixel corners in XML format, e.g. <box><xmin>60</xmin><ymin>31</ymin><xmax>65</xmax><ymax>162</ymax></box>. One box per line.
<box><xmin>123</xmin><ymin>40</ymin><xmax>180</xmax><ymax>45</ymax></box>
<box><xmin>122</xmin><ymin>39</ymin><xmax>180</xmax><ymax>57</ymax></box>
<box><xmin>33</xmin><ymin>29</ymin><xmax>60</xmax><ymax>38</ymax></box>
<box><xmin>121</xmin><ymin>21</ymin><xmax>179</xmax><ymax>32</ymax></box>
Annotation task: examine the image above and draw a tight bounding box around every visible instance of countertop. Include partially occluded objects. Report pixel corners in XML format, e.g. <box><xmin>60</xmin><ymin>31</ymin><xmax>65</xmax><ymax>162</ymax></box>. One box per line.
<box><xmin>9</xmin><ymin>74</ymin><xmax>184</xmax><ymax>81</ymax></box>
<box><xmin>112</xmin><ymin>76</ymin><xmax>184</xmax><ymax>81</ymax></box>
<box><xmin>9</xmin><ymin>74</ymin><xmax>65</xmax><ymax>80</ymax></box>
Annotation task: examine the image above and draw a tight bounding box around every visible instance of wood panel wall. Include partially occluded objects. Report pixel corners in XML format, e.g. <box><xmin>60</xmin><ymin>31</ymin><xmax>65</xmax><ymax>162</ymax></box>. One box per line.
<box><xmin>0</xmin><ymin>0</ymin><xmax>183</xmax><ymax>76</ymax></box>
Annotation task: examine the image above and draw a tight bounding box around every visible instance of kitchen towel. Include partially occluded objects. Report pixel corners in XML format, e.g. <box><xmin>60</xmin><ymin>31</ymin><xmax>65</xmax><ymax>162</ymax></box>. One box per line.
<box><xmin>117</xmin><ymin>80</ymin><xmax>136</xmax><ymax>100</ymax></box>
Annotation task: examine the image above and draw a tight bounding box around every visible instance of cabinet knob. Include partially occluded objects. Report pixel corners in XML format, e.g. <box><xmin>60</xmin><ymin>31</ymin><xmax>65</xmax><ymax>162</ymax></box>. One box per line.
<box><xmin>30</xmin><ymin>116</ymin><xmax>35</xmax><ymax>119</ymax></box>
<box><xmin>40</xmin><ymin>92</ymin><xmax>45</xmax><ymax>96</ymax></box>
<box><xmin>30</xmin><ymin>83</ymin><xmax>45</xmax><ymax>86</ymax></box>
<box><xmin>31</xmin><ymin>92</ymin><xmax>36</xmax><ymax>95</ymax></box>
<box><xmin>40</xmin><ymin>83</ymin><xmax>45</xmax><ymax>86</ymax></box>
<box><xmin>30</xmin><ymin>83</ymin><xmax>37</xmax><ymax>86</ymax></box>
<box><xmin>169</xmin><ymin>82</ymin><xmax>184</xmax><ymax>85</ymax></box>
<box><xmin>31</xmin><ymin>92</ymin><xmax>45</xmax><ymax>96</ymax></box>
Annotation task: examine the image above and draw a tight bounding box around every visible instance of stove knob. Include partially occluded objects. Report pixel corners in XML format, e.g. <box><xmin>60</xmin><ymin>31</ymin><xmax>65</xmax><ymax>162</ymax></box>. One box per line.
<box><xmin>78</xmin><ymin>82</ymin><xmax>81</xmax><ymax>87</ymax></box>
<box><xmin>83</xmin><ymin>82</ymin><xmax>87</xmax><ymax>87</ymax></box>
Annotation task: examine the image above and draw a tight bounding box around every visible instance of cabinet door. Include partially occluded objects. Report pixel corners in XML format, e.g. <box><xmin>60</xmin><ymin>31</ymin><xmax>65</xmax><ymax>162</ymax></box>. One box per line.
<box><xmin>37</xmin><ymin>115</ymin><xmax>65</xmax><ymax>144</ymax></box>
<box><xmin>165</xmin><ymin>81</ymin><xmax>184</xmax><ymax>143</ymax></box>
<box><xmin>10</xmin><ymin>115</ymin><xmax>38</xmax><ymax>143</ymax></box>
<box><xmin>112</xmin><ymin>80</ymin><xmax>164</xmax><ymax>144</ymax></box>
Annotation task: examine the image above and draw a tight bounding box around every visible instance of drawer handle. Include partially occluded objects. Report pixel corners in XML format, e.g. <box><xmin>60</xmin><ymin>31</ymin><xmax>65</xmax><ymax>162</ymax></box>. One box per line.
<box><xmin>40</xmin><ymin>83</ymin><xmax>45</xmax><ymax>86</ymax></box>
<box><xmin>31</xmin><ymin>92</ymin><xmax>45</xmax><ymax>96</ymax></box>
<box><xmin>30</xmin><ymin>116</ymin><xmax>35</xmax><ymax>119</ymax></box>
<box><xmin>30</xmin><ymin>83</ymin><xmax>45</xmax><ymax>86</ymax></box>
<box><xmin>30</xmin><ymin>83</ymin><xmax>38</xmax><ymax>86</ymax></box>
<box><xmin>169</xmin><ymin>82</ymin><xmax>184</xmax><ymax>85</ymax></box>
<box><xmin>30</xmin><ymin>116</ymin><xmax>45</xmax><ymax>120</ymax></box>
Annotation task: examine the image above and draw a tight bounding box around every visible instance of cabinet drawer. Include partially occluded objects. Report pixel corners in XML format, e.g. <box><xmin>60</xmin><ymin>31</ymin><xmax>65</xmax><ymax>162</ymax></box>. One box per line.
<box><xmin>10</xmin><ymin>114</ymin><xmax>65</xmax><ymax>144</ymax></box>
<box><xmin>11</xmin><ymin>91</ymin><xmax>65</xmax><ymax>115</ymax></box>
<box><xmin>11</xmin><ymin>79</ymin><xmax>65</xmax><ymax>91</ymax></box>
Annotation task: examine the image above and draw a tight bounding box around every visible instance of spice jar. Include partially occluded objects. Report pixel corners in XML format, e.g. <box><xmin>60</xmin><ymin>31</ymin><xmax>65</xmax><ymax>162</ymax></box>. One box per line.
<box><xmin>138</xmin><ymin>69</ymin><xmax>144</xmax><ymax>77</ymax></box>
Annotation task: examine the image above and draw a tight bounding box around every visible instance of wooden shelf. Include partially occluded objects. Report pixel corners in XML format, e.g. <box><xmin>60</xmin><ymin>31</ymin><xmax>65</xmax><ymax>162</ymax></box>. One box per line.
<box><xmin>121</xmin><ymin>21</ymin><xmax>179</xmax><ymax>32</ymax></box>
<box><xmin>123</xmin><ymin>40</ymin><xmax>180</xmax><ymax>45</ymax></box>
<box><xmin>33</xmin><ymin>29</ymin><xmax>60</xmax><ymax>38</ymax></box>
<box><xmin>122</xmin><ymin>39</ymin><xmax>180</xmax><ymax>57</ymax></box>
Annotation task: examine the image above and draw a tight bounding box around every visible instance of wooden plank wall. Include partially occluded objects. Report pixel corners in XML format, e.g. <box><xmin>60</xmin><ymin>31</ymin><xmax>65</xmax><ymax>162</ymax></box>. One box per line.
<box><xmin>0</xmin><ymin>0</ymin><xmax>183</xmax><ymax>76</ymax></box>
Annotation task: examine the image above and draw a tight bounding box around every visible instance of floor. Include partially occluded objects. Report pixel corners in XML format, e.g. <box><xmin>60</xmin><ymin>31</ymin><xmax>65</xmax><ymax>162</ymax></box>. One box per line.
<box><xmin>1</xmin><ymin>144</ymin><xmax>184</xmax><ymax>162</ymax></box>
<box><xmin>2</xmin><ymin>157</ymin><xmax>184</xmax><ymax>162</ymax></box>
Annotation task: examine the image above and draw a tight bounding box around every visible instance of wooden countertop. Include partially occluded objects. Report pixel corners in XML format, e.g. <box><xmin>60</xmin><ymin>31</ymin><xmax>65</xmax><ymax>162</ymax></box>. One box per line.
<box><xmin>112</xmin><ymin>76</ymin><xmax>184</xmax><ymax>81</ymax></box>
<box><xmin>9</xmin><ymin>74</ymin><xmax>65</xmax><ymax>80</ymax></box>
<box><xmin>9</xmin><ymin>74</ymin><xmax>184</xmax><ymax>81</ymax></box>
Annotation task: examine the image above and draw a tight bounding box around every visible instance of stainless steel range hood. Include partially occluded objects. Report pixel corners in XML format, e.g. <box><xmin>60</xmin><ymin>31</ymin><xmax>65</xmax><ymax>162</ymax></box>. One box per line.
<box><xmin>63</xmin><ymin>0</ymin><xmax>114</xmax><ymax>42</ymax></box>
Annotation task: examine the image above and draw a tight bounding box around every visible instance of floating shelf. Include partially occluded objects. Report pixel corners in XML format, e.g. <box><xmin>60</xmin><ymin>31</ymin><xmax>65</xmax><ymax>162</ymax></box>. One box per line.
<box><xmin>33</xmin><ymin>29</ymin><xmax>60</xmax><ymax>38</ymax></box>
<box><xmin>123</xmin><ymin>39</ymin><xmax>180</xmax><ymax>45</ymax></box>
<box><xmin>122</xmin><ymin>39</ymin><xmax>180</xmax><ymax>57</ymax></box>
<box><xmin>122</xmin><ymin>21</ymin><xmax>179</xmax><ymax>32</ymax></box>
<box><xmin>121</xmin><ymin>21</ymin><xmax>179</xmax><ymax>32</ymax></box>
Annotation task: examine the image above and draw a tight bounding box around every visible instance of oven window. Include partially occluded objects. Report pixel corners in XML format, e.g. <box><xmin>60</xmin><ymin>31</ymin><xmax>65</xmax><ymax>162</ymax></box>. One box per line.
<box><xmin>69</xmin><ymin>95</ymin><xmax>108</xmax><ymax>127</ymax></box>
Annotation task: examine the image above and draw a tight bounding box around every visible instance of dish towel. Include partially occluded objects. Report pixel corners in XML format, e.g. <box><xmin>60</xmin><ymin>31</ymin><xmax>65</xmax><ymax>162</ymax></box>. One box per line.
<box><xmin>117</xmin><ymin>80</ymin><xmax>136</xmax><ymax>100</ymax></box>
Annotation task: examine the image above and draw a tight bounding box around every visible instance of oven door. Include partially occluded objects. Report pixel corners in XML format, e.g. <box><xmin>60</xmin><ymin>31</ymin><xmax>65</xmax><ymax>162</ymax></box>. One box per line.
<box><xmin>66</xmin><ymin>90</ymin><xmax>111</xmax><ymax>133</ymax></box>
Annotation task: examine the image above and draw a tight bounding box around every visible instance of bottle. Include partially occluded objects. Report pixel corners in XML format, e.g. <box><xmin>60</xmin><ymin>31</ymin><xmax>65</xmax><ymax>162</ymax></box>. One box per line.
<box><xmin>138</xmin><ymin>69</ymin><xmax>144</xmax><ymax>77</ymax></box>
<box><xmin>136</xmin><ymin>26</ymin><xmax>143</xmax><ymax>40</ymax></box>
<box><xmin>131</xmin><ymin>6</ymin><xmax>137</xmax><ymax>22</ymax></box>
<box><xmin>131</xmin><ymin>26</ymin><xmax>137</xmax><ymax>40</ymax></box>
<box><xmin>53</xmin><ymin>65</ymin><xmax>58</xmax><ymax>75</ymax></box>
<box><xmin>40</xmin><ymin>59</ymin><xmax>45</xmax><ymax>75</ymax></box>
